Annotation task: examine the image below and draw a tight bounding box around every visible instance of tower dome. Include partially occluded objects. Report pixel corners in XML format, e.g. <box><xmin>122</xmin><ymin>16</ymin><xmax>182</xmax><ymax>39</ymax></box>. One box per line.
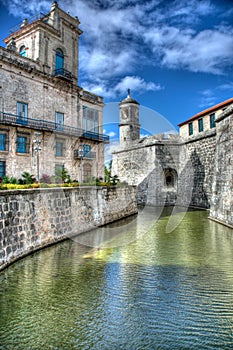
<box><xmin>120</xmin><ymin>89</ymin><xmax>139</xmax><ymax>105</ymax></box>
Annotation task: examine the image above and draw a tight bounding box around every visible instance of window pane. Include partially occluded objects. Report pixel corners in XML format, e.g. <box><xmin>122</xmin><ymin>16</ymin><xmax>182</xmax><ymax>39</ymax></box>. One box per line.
<box><xmin>55</xmin><ymin>112</ymin><xmax>64</xmax><ymax>130</ymax></box>
<box><xmin>188</xmin><ymin>123</ymin><xmax>193</xmax><ymax>135</ymax></box>
<box><xmin>56</xmin><ymin>141</ymin><xmax>63</xmax><ymax>156</ymax></box>
<box><xmin>82</xmin><ymin>106</ymin><xmax>99</xmax><ymax>132</ymax></box>
<box><xmin>83</xmin><ymin>144</ymin><xmax>91</xmax><ymax>156</ymax></box>
<box><xmin>55</xmin><ymin>49</ymin><xmax>64</xmax><ymax>72</ymax></box>
<box><xmin>17</xmin><ymin>102</ymin><xmax>28</xmax><ymax>125</ymax></box>
<box><xmin>0</xmin><ymin>134</ymin><xmax>6</xmax><ymax>151</ymax></box>
<box><xmin>0</xmin><ymin>161</ymin><xmax>6</xmax><ymax>178</ymax></box>
<box><xmin>19</xmin><ymin>46</ymin><xmax>26</xmax><ymax>57</ymax></box>
<box><xmin>198</xmin><ymin>119</ymin><xmax>204</xmax><ymax>132</ymax></box>
<box><xmin>210</xmin><ymin>113</ymin><xmax>215</xmax><ymax>128</ymax></box>
<box><xmin>17</xmin><ymin>136</ymin><xmax>27</xmax><ymax>153</ymax></box>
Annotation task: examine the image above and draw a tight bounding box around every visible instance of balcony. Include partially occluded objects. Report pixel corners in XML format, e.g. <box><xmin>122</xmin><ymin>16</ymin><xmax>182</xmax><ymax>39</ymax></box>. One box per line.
<box><xmin>54</xmin><ymin>68</ymin><xmax>72</xmax><ymax>81</ymax></box>
<box><xmin>74</xmin><ymin>150</ymin><xmax>96</xmax><ymax>160</ymax></box>
<box><xmin>0</xmin><ymin>112</ymin><xmax>109</xmax><ymax>143</ymax></box>
<box><xmin>9</xmin><ymin>12</ymin><xmax>47</xmax><ymax>34</ymax></box>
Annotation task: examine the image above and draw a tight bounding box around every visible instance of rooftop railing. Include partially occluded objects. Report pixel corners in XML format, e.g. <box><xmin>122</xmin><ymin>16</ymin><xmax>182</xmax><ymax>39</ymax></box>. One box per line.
<box><xmin>9</xmin><ymin>12</ymin><xmax>47</xmax><ymax>34</ymax></box>
<box><xmin>0</xmin><ymin>112</ymin><xmax>109</xmax><ymax>142</ymax></box>
<box><xmin>54</xmin><ymin>68</ymin><xmax>72</xmax><ymax>80</ymax></box>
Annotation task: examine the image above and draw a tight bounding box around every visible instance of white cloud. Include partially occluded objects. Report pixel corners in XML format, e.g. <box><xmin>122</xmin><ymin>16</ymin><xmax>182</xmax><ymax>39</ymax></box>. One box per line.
<box><xmin>104</xmin><ymin>140</ymin><xmax>120</xmax><ymax>163</ymax></box>
<box><xmin>144</xmin><ymin>26</ymin><xmax>233</xmax><ymax>74</ymax></box>
<box><xmin>218</xmin><ymin>83</ymin><xmax>233</xmax><ymax>91</ymax></box>
<box><xmin>2</xmin><ymin>0</ymin><xmax>50</xmax><ymax>17</ymax></box>
<box><xmin>114</xmin><ymin>76</ymin><xmax>163</xmax><ymax>94</ymax></box>
<box><xmin>82</xmin><ymin>75</ymin><xmax>162</xmax><ymax>98</ymax></box>
<box><xmin>198</xmin><ymin>89</ymin><xmax>216</xmax><ymax>108</ymax></box>
<box><xmin>107</xmin><ymin>131</ymin><xmax>116</xmax><ymax>138</ymax></box>
<box><xmin>3</xmin><ymin>0</ymin><xmax>233</xmax><ymax>87</ymax></box>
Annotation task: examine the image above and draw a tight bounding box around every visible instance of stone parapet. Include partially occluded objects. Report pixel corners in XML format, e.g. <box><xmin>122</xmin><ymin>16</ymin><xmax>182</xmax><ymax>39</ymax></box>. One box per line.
<box><xmin>0</xmin><ymin>186</ymin><xmax>138</xmax><ymax>270</ymax></box>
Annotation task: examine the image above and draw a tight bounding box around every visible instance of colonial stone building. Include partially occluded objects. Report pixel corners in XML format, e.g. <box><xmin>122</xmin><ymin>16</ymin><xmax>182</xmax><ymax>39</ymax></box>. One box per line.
<box><xmin>0</xmin><ymin>1</ymin><xmax>108</xmax><ymax>182</ymax></box>
<box><xmin>112</xmin><ymin>93</ymin><xmax>233</xmax><ymax>227</ymax></box>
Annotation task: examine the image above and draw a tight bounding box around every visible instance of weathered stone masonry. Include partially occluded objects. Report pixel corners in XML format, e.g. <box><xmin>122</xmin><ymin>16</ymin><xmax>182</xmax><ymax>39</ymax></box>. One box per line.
<box><xmin>178</xmin><ymin>130</ymin><xmax>216</xmax><ymax>208</ymax></box>
<box><xmin>210</xmin><ymin>107</ymin><xmax>233</xmax><ymax>227</ymax></box>
<box><xmin>0</xmin><ymin>186</ymin><xmax>137</xmax><ymax>270</ymax></box>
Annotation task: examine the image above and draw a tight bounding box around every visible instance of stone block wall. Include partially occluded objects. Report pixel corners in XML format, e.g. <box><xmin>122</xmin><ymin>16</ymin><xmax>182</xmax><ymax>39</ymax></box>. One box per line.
<box><xmin>209</xmin><ymin>108</ymin><xmax>233</xmax><ymax>227</ymax></box>
<box><xmin>178</xmin><ymin>130</ymin><xmax>216</xmax><ymax>208</ymax></box>
<box><xmin>0</xmin><ymin>186</ymin><xmax>137</xmax><ymax>270</ymax></box>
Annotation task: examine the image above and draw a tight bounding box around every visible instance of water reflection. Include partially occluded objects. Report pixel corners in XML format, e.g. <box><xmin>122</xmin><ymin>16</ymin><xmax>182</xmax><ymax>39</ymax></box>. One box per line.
<box><xmin>0</xmin><ymin>207</ymin><xmax>233</xmax><ymax>349</ymax></box>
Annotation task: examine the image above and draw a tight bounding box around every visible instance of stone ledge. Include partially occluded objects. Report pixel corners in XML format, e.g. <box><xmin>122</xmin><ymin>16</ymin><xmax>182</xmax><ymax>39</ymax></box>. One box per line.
<box><xmin>208</xmin><ymin>216</ymin><xmax>233</xmax><ymax>229</ymax></box>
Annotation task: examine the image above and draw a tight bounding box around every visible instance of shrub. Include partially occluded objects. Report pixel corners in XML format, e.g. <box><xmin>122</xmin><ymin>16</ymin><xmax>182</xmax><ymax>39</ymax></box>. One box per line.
<box><xmin>40</xmin><ymin>174</ymin><xmax>52</xmax><ymax>184</ymax></box>
<box><xmin>18</xmin><ymin>172</ymin><xmax>36</xmax><ymax>184</ymax></box>
<box><xmin>3</xmin><ymin>175</ymin><xmax>18</xmax><ymax>184</ymax></box>
<box><xmin>55</xmin><ymin>168</ymin><xmax>72</xmax><ymax>183</ymax></box>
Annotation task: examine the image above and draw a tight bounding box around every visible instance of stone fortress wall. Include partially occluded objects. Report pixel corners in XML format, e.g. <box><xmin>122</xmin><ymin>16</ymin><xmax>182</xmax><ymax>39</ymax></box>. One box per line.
<box><xmin>0</xmin><ymin>186</ymin><xmax>138</xmax><ymax>270</ymax></box>
<box><xmin>210</xmin><ymin>107</ymin><xmax>233</xmax><ymax>227</ymax></box>
<box><xmin>112</xmin><ymin>93</ymin><xmax>233</xmax><ymax>228</ymax></box>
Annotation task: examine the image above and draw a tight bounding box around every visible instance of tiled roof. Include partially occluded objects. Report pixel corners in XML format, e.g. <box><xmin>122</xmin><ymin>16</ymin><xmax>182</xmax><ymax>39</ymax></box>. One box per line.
<box><xmin>178</xmin><ymin>97</ymin><xmax>233</xmax><ymax>127</ymax></box>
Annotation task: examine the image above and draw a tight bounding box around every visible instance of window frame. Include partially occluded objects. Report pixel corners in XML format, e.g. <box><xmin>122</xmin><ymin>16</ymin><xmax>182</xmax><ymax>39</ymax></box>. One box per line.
<box><xmin>210</xmin><ymin>113</ymin><xmax>216</xmax><ymax>129</ymax></box>
<box><xmin>82</xmin><ymin>106</ymin><xmax>99</xmax><ymax>133</ymax></box>
<box><xmin>16</xmin><ymin>133</ymin><xmax>30</xmax><ymax>154</ymax></box>
<box><xmin>83</xmin><ymin>163</ymin><xmax>92</xmax><ymax>183</ymax></box>
<box><xmin>0</xmin><ymin>130</ymin><xmax>9</xmax><ymax>152</ymax></box>
<box><xmin>55</xmin><ymin>112</ymin><xmax>64</xmax><ymax>131</ymax></box>
<box><xmin>19</xmin><ymin>45</ymin><xmax>26</xmax><ymax>57</ymax></box>
<box><xmin>198</xmin><ymin>118</ymin><xmax>204</xmax><ymax>133</ymax></box>
<box><xmin>55</xmin><ymin>140</ymin><xmax>65</xmax><ymax>157</ymax></box>
<box><xmin>55</xmin><ymin>164</ymin><xmax>64</xmax><ymax>176</ymax></box>
<box><xmin>0</xmin><ymin>160</ymin><xmax>6</xmax><ymax>178</ymax></box>
<box><xmin>188</xmin><ymin>122</ymin><xmax>193</xmax><ymax>136</ymax></box>
<box><xmin>55</xmin><ymin>48</ymin><xmax>64</xmax><ymax>74</ymax></box>
<box><xmin>16</xmin><ymin>101</ymin><xmax>28</xmax><ymax>125</ymax></box>
<box><xmin>83</xmin><ymin>144</ymin><xmax>92</xmax><ymax>157</ymax></box>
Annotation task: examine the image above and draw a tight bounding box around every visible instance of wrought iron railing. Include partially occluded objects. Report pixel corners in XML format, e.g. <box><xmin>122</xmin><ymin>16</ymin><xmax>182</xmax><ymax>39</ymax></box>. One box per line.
<box><xmin>0</xmin><ymin>112</ymin><xmax>109</xmax><ymax>142</ymax></box>
<box><xmin>74</xmin><ymin>150</ymin><xmax>96</xmax><ymax>159</ymax></box>
<box><xmin>9</xmin><ymin>12</ymin><xmax>47</xmax><ymax>34</ymax></box>
<box><xmin>54</xmin><ymin>68</ymin><xmax>72</xmax><ymax>80</ymax></box>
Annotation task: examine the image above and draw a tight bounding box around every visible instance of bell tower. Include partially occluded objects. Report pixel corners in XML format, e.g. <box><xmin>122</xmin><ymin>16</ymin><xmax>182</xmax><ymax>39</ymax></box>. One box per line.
<box><xmin>119</xmin><ymin>89</ymin><xmax>140</xmax><ymax>147</ymax></box>
<box><xmin>4</xmin><ymin>1</ymin><xmax>83</xmax><ymax>83</ymax></box>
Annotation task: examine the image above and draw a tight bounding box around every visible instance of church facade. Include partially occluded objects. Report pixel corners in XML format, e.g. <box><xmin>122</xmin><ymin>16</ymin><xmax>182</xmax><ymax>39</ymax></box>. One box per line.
<box><xmin>112</xmin><ymin>92</ymin><xmax>233</xmax><ymax>228</ymax></box>
<box><xmin>0</xmin><ymin>2</ymin><xmax>108</xmax><ymax>182</ymax></box>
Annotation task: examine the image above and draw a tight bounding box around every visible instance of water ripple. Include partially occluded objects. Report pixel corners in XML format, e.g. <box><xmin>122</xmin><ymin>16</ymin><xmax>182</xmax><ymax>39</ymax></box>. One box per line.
<box><xmin>0</xmin><ymin>208</ymin><xmax>233</xmax><ymax>349</ymax></box>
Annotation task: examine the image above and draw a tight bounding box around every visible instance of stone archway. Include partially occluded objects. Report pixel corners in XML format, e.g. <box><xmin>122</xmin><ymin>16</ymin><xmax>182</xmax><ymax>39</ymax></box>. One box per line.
<box><xmin>164</xmin><ymin>168</ymin><xmax>178</xmax><ymax>189</ymax></box>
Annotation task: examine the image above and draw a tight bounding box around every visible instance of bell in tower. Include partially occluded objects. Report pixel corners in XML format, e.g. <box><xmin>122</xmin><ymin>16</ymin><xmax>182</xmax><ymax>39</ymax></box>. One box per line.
<box><xmin>119</xmin><ymin>89</ymin><xmax>140</xmax><ymax>147</ymax></box>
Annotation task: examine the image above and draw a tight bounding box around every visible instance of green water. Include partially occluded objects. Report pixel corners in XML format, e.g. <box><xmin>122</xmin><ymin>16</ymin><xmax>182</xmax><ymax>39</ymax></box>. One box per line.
<box><xmin>0</xmin><ymin>207</ymin><xmax>233</xmax><ymax>349</ymax></box>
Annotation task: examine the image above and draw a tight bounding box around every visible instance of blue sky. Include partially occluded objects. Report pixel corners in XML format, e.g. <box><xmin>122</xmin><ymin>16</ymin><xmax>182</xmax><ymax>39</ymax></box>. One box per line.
<box><xmin>0</xmin><ymin>0</ymin><xmax>233</xmax><ymax>132</ymax></box>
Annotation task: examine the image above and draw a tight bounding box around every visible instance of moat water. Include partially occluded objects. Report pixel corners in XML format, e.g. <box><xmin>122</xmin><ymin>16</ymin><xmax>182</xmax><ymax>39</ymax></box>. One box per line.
<box><xmin>0</xmin><ymin>207</ymin><xmax>233</xmax><ymax>349</ymax></box>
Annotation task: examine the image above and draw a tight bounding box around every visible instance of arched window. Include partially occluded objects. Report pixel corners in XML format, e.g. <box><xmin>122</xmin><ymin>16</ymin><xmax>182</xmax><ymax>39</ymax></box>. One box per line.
<box><xmin>19</xmin><ymin>45</ymin><xmax>26</xmax><ymax>57</ymax></box>
<box><xmin>164</xmin><ymin>168</ymin><xmax>177</xmax><ymax>189</ymax></box>
<box><xmin>55</xmin><ymin>48</ymin><xmax>64</xmax><ymax>73</ymax></box>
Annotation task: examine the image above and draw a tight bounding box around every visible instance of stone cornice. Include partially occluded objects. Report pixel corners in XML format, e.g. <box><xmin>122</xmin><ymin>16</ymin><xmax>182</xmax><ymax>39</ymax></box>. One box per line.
<box><xmin>0</xmin><ymin>46</ymin><xmax>41</xmax><ymax>73</ymax></box>
<box><xmin>4</xmin><ymin>20</ymin><xmax>61</xmax><ymax>44</ymax></box>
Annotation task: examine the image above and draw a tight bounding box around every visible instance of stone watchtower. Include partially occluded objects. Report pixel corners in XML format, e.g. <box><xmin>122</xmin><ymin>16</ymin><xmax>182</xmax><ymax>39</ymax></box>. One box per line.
<box><xmin>4</xmin><ymin>1</ymin><xmax>82</xmax><ymax>84</ymax></box>
<box><xmin>119</xmin><ymin>89</ymin><xmax>140</xmax><ymax>147</ymax></box>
